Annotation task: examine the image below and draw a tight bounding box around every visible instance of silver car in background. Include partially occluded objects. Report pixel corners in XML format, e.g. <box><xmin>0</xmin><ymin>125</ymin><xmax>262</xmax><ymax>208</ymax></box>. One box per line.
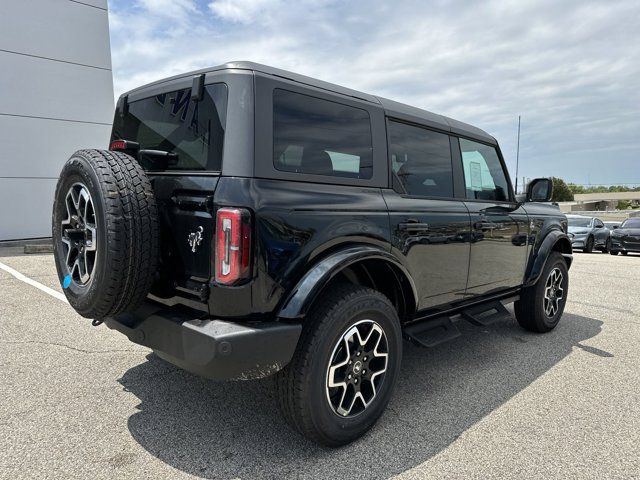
<box><xmin>567</xmin><ymin>215</ymin><xmax>610</xmax><ymax>253</ymax></box>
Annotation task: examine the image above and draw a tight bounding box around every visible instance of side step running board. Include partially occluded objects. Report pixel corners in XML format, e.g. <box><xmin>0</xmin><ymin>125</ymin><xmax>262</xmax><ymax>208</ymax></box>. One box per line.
<box><xmin>405</xmin><ymin>300</ymin><xmax>515</xmax><ymax>348</ymax></box>
<box><xmin>461</xmin><ymin>301</ymin><xmax>511</xmax><ymax>326</ymax></box>
<box><xmin>404</xmin><ymin>317</ymin><xmax>461</xmax><ymax>348</ymax></box>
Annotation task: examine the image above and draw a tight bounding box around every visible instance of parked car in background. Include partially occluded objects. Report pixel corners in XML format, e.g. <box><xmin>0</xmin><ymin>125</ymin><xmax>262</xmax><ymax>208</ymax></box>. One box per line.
<box><xmin>609</xmin><ymin>217</ymin><xmax>640</xmax><ymax>255</ymax></box>
<box><xmin>567</xmin><ymin>215</ymin><xmax>610</xmax><ymax>253</ymax></box>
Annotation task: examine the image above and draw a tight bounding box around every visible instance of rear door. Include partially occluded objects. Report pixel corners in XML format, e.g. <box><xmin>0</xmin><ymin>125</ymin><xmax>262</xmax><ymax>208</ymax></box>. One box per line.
<box><xmin>455</xmin><ymin>137</ymin><xmax>529</xmax><ymax>298</ymax></box>
<box><xmin>111</xmin><ymin>82</ymin><xmax>229</xmax><ymax>308</ymax></box>
<box><xmin>383</xmin><ymin>120</ymin><xmax>471</xmax><ymax>310</ymax></box>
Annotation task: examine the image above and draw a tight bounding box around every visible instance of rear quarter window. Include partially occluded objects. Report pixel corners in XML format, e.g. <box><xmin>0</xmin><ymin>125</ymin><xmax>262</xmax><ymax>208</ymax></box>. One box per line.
<box><xmin>111</xmin><ymin>83</ymin><xmax>228</xmax><ymax>171</ymax></box>
<box><xmin>273</xmin><ymin>89</ymin><xmax>373</xmax><ymax>179</ymax></box>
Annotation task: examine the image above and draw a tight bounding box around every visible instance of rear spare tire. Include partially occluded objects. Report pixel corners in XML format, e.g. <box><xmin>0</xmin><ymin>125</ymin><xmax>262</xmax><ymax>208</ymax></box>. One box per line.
<box><xmin>52</xmin><ymin>149</ymin><xmax>159</xmax><ymax>318</ymax></box>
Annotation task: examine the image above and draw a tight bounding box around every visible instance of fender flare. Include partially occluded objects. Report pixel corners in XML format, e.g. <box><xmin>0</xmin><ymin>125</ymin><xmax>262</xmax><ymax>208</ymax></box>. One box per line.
<box><xmin>277</xmin><ymin>245</ymin><xmax>418</xmax><ymax>320</ymax></box>
<box><xmin>524</xmin><ymin>230</ymin><xmax>573</xmax><ymax>287</ymax></box>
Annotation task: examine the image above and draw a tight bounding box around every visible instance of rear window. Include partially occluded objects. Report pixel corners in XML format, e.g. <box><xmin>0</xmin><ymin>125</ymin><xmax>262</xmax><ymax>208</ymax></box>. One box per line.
<box><xmin>273</xmin><ymin>89</ymin><xmax>373</xmax><ymax>179</ymax></box>
<box><xmin>111</xmin><ymin>83</ymin><xmax>228</xmax><ymax>171</ymax></box>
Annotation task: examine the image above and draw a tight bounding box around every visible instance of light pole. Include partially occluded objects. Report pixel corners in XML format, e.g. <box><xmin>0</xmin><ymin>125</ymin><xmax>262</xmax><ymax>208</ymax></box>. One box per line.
<box><xmin>515</xmin><ymin>115</ymin><xmax>521</xmax><ymax>194</ymax></box>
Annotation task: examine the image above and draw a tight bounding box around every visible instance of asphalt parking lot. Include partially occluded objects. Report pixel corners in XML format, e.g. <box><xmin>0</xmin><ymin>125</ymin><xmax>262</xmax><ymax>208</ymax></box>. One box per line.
<box><xmin>1</xmin><ymin>250</ymin><xmax>639</xmax><ymax>479</ymax></box>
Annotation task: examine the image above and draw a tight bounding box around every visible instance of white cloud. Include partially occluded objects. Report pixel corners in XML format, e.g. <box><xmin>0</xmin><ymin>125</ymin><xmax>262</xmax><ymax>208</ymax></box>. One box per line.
<box><xmin>107</xmin><ymin>0</ymin><xmax>640</xmax><ymax>185</ymax></box>
<box><xmin>208</xmin><ymin>0</ymin><xmax>283</xmax><ymax>23</ymax></box>
<box><xmin>139</xmin><ymin>0</ymin><xmax>197</xmax><ymax>19</ymax></box>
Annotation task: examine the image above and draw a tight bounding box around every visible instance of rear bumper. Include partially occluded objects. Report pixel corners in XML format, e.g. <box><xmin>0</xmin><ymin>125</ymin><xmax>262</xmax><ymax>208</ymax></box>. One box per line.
<box><xmin>105</xmin><ymin>301</ymin><xmax>301</xmax><ymax>380</ymax></box>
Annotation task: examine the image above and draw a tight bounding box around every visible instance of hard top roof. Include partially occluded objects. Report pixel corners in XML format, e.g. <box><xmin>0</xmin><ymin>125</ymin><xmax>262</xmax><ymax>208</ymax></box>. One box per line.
<box><xmin>124</xmin><ymin>61</ymin><xmax>496</xmax><ymax>144</ymax></box>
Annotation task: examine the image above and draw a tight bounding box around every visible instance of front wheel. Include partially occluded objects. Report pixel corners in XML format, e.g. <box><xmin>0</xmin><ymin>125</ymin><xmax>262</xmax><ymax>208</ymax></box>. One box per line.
<box><xmin>275</xmin><ymin>284</ymin><xmax>402</xmax><ymax>446</ymax></box>
<box><xmin>515</xmin><ymin>251</ymin><xmax>569</xmax><ymax>333</ymax></box>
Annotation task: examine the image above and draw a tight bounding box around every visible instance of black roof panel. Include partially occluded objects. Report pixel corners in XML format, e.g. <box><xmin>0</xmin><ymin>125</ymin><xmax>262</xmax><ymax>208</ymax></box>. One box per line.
<box><xmin>124</xmin><ymin>61</ymin><xmax>495</xmax><ymax>145</ymax></box>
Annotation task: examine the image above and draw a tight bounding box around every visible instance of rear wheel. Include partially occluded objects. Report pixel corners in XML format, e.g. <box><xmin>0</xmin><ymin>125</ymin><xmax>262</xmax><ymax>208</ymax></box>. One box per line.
<box><xmin>610</xmin><ymin>249</ymin><xmax>619</xmax><ymax>255</ymax></box>
<box><xmin>275</xmin><ymin>284</ymin><xmax>402</xmax><ymax>446</ymax></box>
<box><xmin>584</xmin><ymin>236</ymin><xmax>594</xmax><ymax>253</ymax></box>
<box><xmin>52</xmin><ymin>149</ymin><xmax>159</xmax><ymax>318</ymax></box>
<box><xmin>515</xmin><ymin>252</ymin><xmax>568</xmax><ymax>333</ymax></box>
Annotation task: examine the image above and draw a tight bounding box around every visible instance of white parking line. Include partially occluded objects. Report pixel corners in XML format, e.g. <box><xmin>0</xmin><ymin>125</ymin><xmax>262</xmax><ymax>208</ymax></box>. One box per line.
<box><xmin>0</xmin><ymin>261</ymin><xmax>68</xmax><ymax>303</ymax></box>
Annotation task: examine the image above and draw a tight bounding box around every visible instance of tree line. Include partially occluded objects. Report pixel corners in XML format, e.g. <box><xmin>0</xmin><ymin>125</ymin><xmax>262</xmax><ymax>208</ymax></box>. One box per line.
<box><xmin>549</xmin><ymin>177</ymin><xmax>640</xmax><ymax>202</ymax></box>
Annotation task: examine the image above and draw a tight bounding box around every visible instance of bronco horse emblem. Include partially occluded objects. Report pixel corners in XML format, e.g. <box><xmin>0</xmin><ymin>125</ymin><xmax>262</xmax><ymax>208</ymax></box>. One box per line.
<box><xmin>188</xmin><ymin>226</ymin><xmax>204</xmax><ymax>253</ymax></box>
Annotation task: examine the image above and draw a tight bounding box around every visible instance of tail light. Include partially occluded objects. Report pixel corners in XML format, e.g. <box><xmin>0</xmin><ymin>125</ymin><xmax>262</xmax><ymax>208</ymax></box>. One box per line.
<box><xmin>215</xmin><ymin>208</ymin><xmax>252</xmax><ymax>285</ymax></box>
<box><xmin>109</xmin><ymin>139</ymin><xmax>140</xmax><ymax>151</ymax></box>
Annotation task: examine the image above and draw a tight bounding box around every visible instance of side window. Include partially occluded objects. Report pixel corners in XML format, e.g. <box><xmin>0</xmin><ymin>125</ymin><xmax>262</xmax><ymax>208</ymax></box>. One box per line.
<box><xmin>273</xmin><ymin>89</ymin><xmax>373</xmax><ymax>179</ymax></box>
<box><xmin>388</xmin><ymin>120</ymin><xmax>454</xmax><ymax>198</ymax></box>
<box><xmin>594</xmin><ymin>219</ymin><xmax>604</xmax><ymax>228</ymax></box>
<box><xmin>460</xmin><ymin>138</ymin><xmax>510</xmax><ymax>201</ymax></box>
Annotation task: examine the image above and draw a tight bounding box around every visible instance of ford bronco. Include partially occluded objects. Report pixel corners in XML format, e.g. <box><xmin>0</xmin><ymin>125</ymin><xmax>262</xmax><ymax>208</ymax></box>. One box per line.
<box><xmin>52</xmin><ymin>61</ymin><xmax>572</xmax><ymax>446</ymax></box>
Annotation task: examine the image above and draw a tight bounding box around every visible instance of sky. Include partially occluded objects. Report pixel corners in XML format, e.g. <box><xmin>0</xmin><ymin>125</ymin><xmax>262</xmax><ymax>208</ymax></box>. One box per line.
<box><xmin>107</xmin><ymin>0</ymin><xmax>640</xmax><ymax>187</ymax></box>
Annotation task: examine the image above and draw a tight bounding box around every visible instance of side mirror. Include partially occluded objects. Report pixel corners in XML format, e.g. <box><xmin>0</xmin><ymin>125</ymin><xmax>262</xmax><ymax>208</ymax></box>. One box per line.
<box><xmin>526</xmin><ymin>178</ymin><xmax>553</xmax><ymax>202</ymax></box>
<box><xmin>612</xmin><ymin>225</ymin><xmax>619</xmax><ymax>230</ymax></box>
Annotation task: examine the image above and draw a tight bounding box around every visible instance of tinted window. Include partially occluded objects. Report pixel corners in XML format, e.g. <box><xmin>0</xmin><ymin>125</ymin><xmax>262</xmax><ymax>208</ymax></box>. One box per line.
<box><xmin>388</xmin><ymin>121</ymin><xmax>454</xmax><ymax>197</ymax></box>
<box><xmin>594</xmin><ymin>219</ymin><xmax>604</xmax><ymax>228</ymax></box>
<box><xmin>273</xmin><ymin>89</ymin><xmax>373</xmax><ymax>179</ymax></box>
<box><xmin>112</xmin><ymin>83</ymin><xmax>228</xmax><ymax>171</ymax></box>
<box><xmin>460</xmin><ymin>138</ymin><xmax>510</xmax><ymax>201</ymax></box>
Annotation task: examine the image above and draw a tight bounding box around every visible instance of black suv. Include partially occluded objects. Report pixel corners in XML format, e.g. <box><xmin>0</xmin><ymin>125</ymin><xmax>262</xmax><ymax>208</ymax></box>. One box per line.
<box><xmin>52</xmin><ymin>61</ymin><xmax>572</xmax><ymax>446</ymax></box>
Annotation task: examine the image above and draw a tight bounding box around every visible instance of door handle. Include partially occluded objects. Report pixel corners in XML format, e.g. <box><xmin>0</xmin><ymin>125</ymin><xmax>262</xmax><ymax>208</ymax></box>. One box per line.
<box><xmin>473</xmin><ymin>213</ymin><xmax>488</xmax><ymax>230</ymax></box>
<box><xmin>399</xmin><ymin>220</ymin><xmax>430</xmax><ymax>232</ymax></box>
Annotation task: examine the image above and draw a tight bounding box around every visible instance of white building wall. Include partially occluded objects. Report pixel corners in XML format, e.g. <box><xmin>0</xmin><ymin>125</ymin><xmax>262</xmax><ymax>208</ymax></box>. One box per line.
<box><xmin>0</xmin><ymin>0</ymin><xmax>114</xmax><ymax>240</ymax></box>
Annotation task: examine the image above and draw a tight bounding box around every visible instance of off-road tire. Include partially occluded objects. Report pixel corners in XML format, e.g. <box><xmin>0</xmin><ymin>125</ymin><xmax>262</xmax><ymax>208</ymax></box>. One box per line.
<box><xmin>52</xmin><ymin>149</ymin><xmax>158</xmax><ymax>318</ymax></box>
<box><xmin>584</xmin><ymin>236</ymin><xmax>594</xmax><ymax>253</ymax></box>
<box><xmin>274</xmin><ymin>283</ymin><xmax>402</xmax><ymax>447</ymax></box>
<box><xmin>515</xmin><ymin>251</ymin><xmax>569</xmax><ymax>333</ymax></box>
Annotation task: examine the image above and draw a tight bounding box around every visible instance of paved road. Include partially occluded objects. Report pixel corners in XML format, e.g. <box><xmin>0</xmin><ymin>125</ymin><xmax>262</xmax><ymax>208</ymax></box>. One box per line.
<box><xmin>1</xmin><ymin>251</ymin><xmax>638</xmax><ymax>479</ymax></box>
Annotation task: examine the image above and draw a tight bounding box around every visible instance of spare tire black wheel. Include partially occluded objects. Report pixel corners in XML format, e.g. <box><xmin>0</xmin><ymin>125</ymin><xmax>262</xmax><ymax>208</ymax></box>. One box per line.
<box><xmin>52</xmin><ymin>149</ymin><xmax>159</xmax><ymax>319</ymax></box>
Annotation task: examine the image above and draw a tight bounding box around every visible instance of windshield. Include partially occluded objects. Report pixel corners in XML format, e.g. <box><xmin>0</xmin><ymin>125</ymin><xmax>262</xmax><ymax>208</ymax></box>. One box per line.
<box><xmin>568</xmin><ymin>217</ymin><xmax>591</xmax><ymax>228</ymax></box>
<box><xmin>621</xmin><ymin>218</ymin><xmax>640</xmax><ymax>229</ymax></box>
<box><xmin>111</xmin><ymin>83</ymin><xmax>228</xmax><ymax>171</ymax></box>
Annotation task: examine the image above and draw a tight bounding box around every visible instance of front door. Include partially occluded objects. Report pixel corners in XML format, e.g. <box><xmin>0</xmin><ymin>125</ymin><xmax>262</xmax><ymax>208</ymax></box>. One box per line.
<box><xmin>456</xmin><ymin>138</ymin><xmax>529</xmax><ymax>298</ymax></box>
<box><xmin>592</xmin><ymin>218</ymin><xmax>609</xmax><ymax>248</ymax></box>
<box><xmin>384</xmin><ymin>120</ymin><xmax>471</xmax><ymax>310</ymax></box>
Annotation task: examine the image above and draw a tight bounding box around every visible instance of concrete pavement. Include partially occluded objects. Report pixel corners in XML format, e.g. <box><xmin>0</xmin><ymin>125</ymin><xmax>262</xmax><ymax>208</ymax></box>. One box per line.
<box><xmin>0</xmin><ymin>251</ymin><xmax>638</xmax><ymax>479</ymax></box>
